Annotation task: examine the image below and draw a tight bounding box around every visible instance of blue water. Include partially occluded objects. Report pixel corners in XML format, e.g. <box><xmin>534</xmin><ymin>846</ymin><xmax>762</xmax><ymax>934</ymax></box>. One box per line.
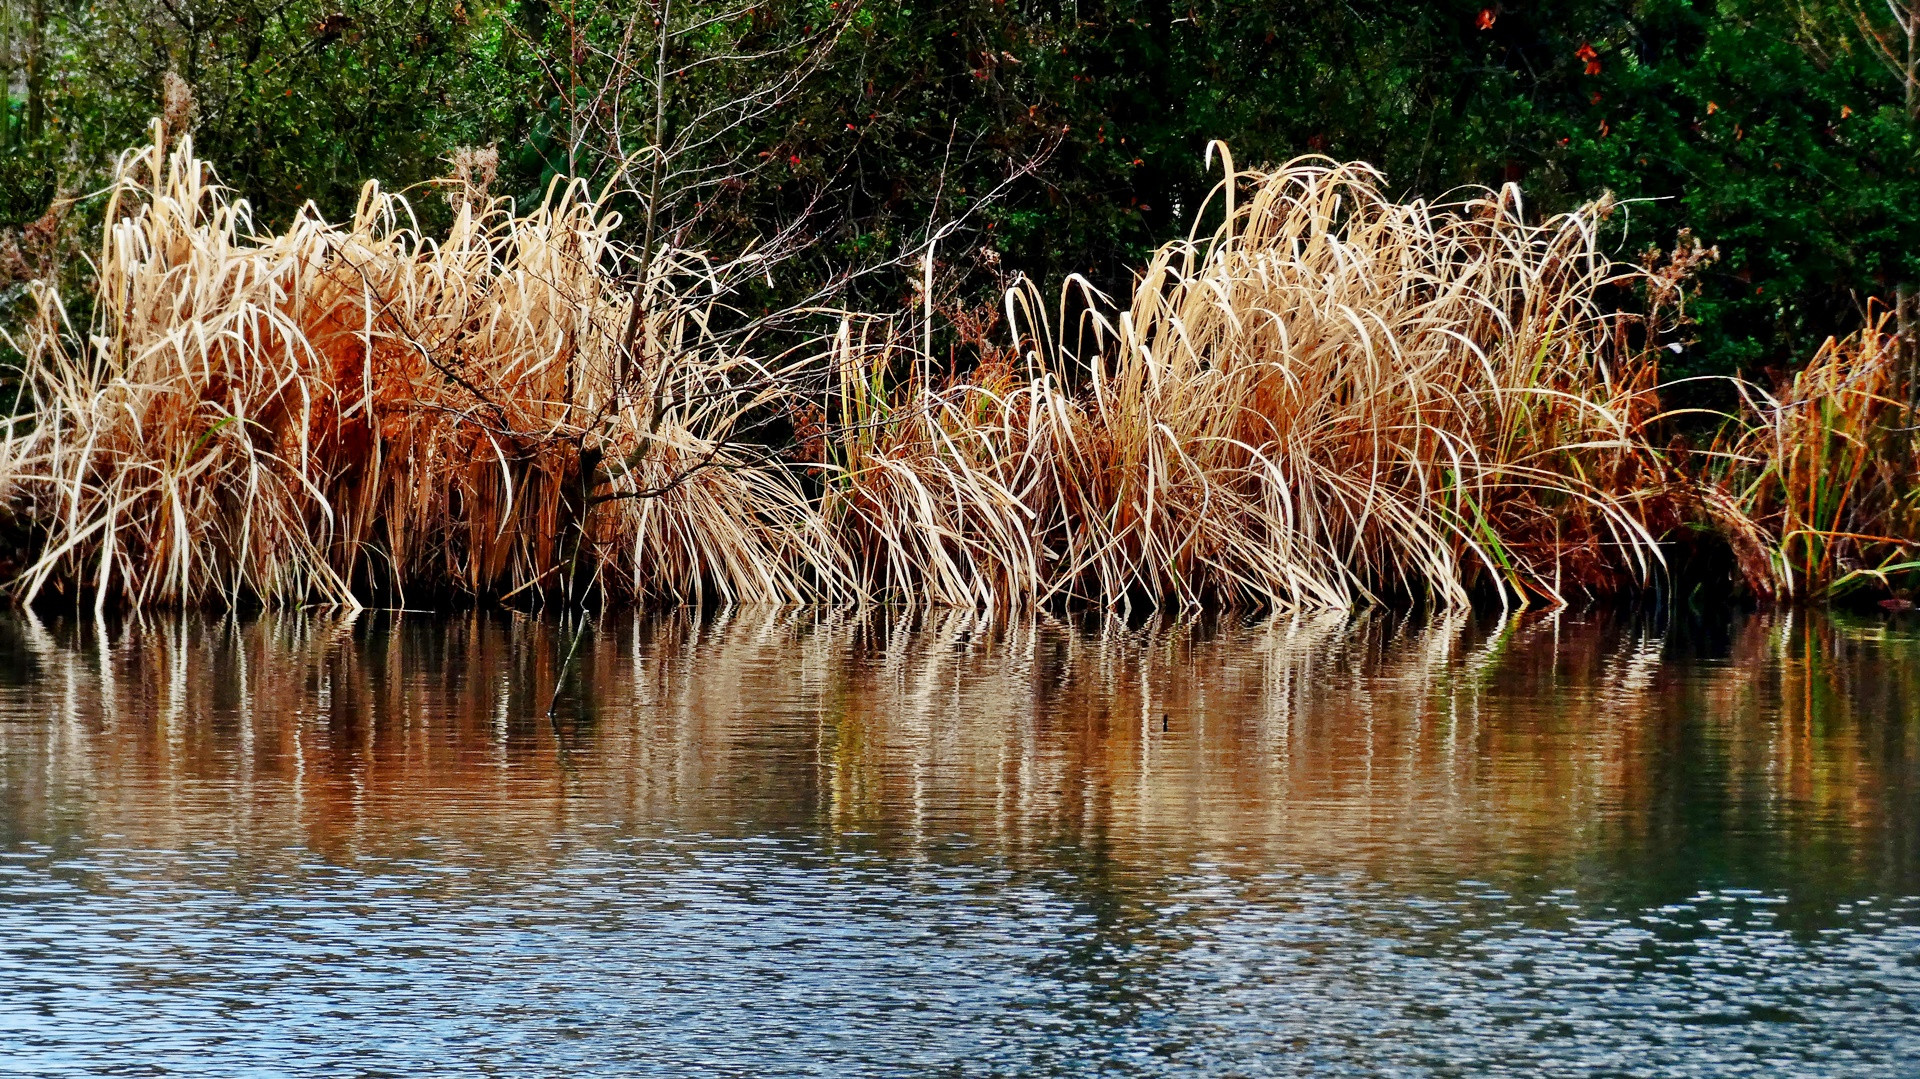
<box><xmin>0</xmin><ymin>610</ymin><xmax>1915</xmax><ymax>1076</ymax></box>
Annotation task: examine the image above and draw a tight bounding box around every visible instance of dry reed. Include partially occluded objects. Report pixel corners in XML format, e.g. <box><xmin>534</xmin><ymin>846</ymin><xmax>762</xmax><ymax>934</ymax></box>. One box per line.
<box><xmin>817</xmin><ymin>149</ymin><xmax>1670</xmax><ymax>609</ymax></box>
<box><xmin>2</xmin><ymin>127</ymin><xmax>845</xmax><ymax>611</ymax></box>
<box><xmin>1715</xmin><ymin>316</ymin><xmax>1920</xmax><ymax>599</ymax></box>
<box><xmin>2</xmin><ymin>133</ymin><xmax>1690</xmax><ymax>611</ymax></box>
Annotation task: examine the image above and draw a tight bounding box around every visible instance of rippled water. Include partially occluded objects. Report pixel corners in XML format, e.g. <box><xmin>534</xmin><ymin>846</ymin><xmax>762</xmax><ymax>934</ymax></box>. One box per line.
<box><xmin>0</xmin><ymin>608</ymin><xmax>1916</xmax><ymax>1076</ymax></box>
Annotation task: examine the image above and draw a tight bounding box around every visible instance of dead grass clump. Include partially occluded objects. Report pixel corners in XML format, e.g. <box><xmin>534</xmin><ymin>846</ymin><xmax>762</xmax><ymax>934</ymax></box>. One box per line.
<box><xmin>818</xmin><ymin>149</ymin><xmax>1669</xmax><ymax>609</ymax></box>
<box><xmin>1715</xmin><ymin>317</ymin><xmax>1920</xmax><ymax>600</ymax></box>
<box><xmin>3</xmin><ymin>133</ymin><xmax>1686</xmax><ymax>611</ymax></box>
<box><xmin>2</xmin><ymin>128</ymin><xmax>843</xmax><ymax>610</ymax></box>
<box><xmin>816</xmin><ymin>327</ymin><xmax>1049</xmax><ymax>607</ymax></box>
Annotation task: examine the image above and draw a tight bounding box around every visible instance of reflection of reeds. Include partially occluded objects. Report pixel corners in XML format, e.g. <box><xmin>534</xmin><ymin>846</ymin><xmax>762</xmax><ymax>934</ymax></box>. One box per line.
<box><xmin>4</xmin><ymin>609</ymin><xmax>1907</xmax><ymax>884</ymax></box>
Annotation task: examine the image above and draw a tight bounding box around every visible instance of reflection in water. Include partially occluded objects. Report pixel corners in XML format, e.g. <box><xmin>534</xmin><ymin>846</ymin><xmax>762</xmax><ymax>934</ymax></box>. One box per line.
<box><xmin>0</xmin><ymin>609</ymin><xmax>1916</xmax><ymax>1075</ymax></box>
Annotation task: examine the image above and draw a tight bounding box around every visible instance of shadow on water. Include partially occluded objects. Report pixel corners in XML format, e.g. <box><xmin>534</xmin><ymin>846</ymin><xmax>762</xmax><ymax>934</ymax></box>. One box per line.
<box><xmin>0</xmin><ymin>605</ymin><xmax>1916</xmax><ymax>1075</ymax></box>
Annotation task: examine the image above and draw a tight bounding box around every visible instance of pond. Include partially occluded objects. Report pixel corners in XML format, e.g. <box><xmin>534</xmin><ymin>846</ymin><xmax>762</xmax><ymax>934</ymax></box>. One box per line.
<box><xmin>0</xmin><ymin>608</ymin><xmax>1916</xmax><ymax>1076</ymax></box>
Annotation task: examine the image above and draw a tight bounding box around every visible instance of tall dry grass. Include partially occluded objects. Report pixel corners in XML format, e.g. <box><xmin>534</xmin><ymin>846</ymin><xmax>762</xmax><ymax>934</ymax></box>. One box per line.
<box><xmin>818</xmin><ymin>150</ymin><xmax>1670</xmax><ymax>609</ymax></box>
<box><xmin>1713</xmin><ymin>316</ymin><xmax>1920</xmax><ymax>599</ymax></box>
<box><xmin>1</xmin><ymin>128</ymin><xmax>845</xmax><ymax>611</ymax></box>
<box><xmin>1</xmin><ymin>133</ymin><xmax>1688</xmax><ymax>611</ymax></box>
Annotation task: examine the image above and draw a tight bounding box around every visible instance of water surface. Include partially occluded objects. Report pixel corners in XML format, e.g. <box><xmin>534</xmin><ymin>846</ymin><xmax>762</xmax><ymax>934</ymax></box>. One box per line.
<box><xmin>0</xmin><ymin>609</ymin><xmax>1916</xmax><ymax>1076</ymax></box>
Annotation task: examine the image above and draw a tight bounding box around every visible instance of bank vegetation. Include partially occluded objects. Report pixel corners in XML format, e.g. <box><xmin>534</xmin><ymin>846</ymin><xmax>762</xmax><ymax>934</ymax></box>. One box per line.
<box><xmin>1</xmin><ymin>131</ymin><xmax>1914</xmax><ymax>612</ymax></box>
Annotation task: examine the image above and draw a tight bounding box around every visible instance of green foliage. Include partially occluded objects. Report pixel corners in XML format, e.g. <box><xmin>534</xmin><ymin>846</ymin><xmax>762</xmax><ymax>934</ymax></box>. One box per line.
<box><xmin>4</xmin><ymin>0</ymin><xmax>1918</xmax><ymax>378</ymax></box>
<box><xmin>1539</xmin><ymin>0</ymin><xmax>1920</xmax><ymax>378</ymax></box>
<box><xmin>1</xmin><ymin>0</ymin><xmax>517</xmax><ymax>228</ymax></box>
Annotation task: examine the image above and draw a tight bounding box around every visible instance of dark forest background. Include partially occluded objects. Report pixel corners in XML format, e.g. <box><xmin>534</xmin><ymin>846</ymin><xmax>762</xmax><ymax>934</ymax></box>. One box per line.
<box><xmin>3</xmin><ymin>0</ymin><xmax>1917</xmax><ymax>380</ymax></box>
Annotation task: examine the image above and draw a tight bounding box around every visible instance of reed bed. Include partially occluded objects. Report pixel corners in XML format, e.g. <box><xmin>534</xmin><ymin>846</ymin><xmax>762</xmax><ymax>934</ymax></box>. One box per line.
<box><xmin>820</xmin><ymin>151</ymin><xmax>1670</xmax><ymax>609</ymax></box>
<box><xmin>0</xmin><ymin>133</ymin><xmax>1722</xmax><ymax>610</ymax></box>
<box><xmin>1</xmin><ymin>130</ymin><xmax>844</xmax><ymax>611</ymax></box>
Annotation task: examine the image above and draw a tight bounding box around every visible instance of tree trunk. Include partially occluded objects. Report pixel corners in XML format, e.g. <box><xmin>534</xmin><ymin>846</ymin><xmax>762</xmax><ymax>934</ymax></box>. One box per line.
<box><xmin>1</xmin><ymin>0</ymin><xmax>13</xmax><ymax>150</ymax></box>
<box><xmin>25</xmin><ymin>0</ymin><xmax>43</xmax><ymax>141</ymax></box>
